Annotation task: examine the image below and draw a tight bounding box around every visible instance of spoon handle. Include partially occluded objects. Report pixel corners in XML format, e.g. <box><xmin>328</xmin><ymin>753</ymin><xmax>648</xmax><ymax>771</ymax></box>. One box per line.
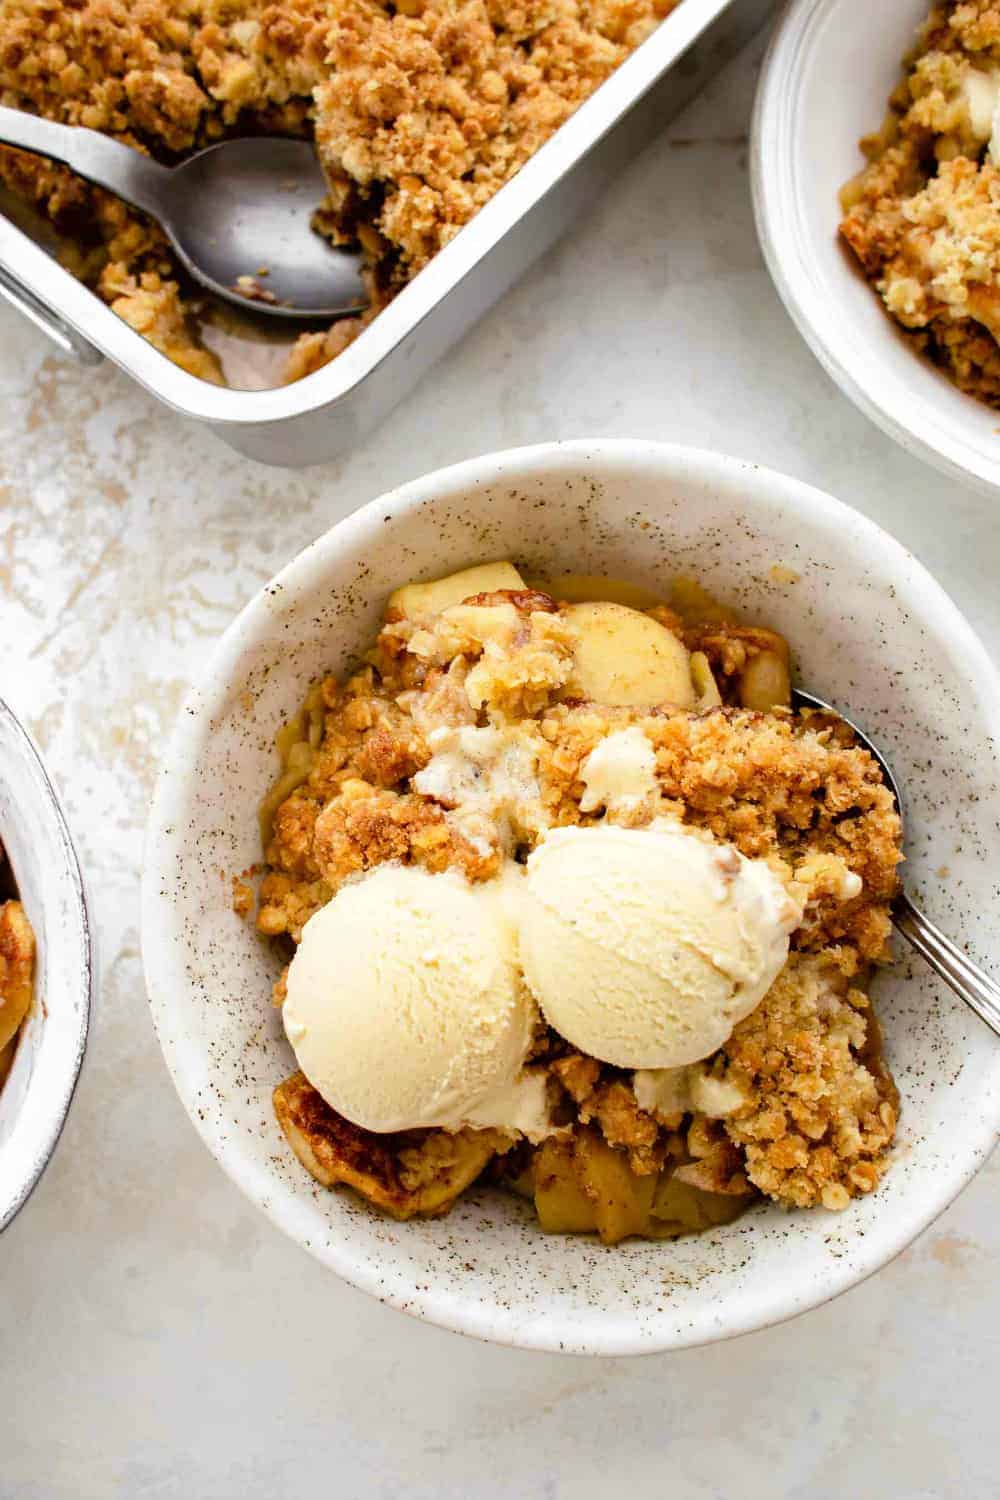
<box><xmin>0</xmin><ymin>105</ymin><xmax>169</xmax><ymax>220</ymax></box>
<box><xmin>894</xmin><ymin>890</ymin><xmax>1000</xmax><ymax>1038</ymax></box>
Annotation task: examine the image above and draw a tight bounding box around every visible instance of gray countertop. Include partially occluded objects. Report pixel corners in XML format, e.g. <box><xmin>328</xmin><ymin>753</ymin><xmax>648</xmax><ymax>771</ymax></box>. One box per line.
<box><xmin>2</xmin><ymin>27</ymin><xmax>996</xmax><ymax>1500</ymax></box>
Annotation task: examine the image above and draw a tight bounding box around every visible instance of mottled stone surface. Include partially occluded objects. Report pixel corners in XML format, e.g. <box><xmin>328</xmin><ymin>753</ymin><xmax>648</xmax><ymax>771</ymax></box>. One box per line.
<box><xmin>1</xmin><ymin>31</ymin><xmax>996</xmax><ymax>1500</ymax></box>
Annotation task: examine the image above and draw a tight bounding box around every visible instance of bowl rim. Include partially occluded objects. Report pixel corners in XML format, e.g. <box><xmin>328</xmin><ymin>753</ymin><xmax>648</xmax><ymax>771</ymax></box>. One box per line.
<box><xmin>750</xmin><ymin>0</ymin><xmax>1000</xmax><ymax>498</ymax></box>
<box><xmin>0</xmin><ymin>697</ymin><xmax>94</xmax><ymax>1233</ymax></box>
<box><xmin>142</xmin><ymin>439</ymin><xmax>1000</xmax><ymax>1354</ymax></box>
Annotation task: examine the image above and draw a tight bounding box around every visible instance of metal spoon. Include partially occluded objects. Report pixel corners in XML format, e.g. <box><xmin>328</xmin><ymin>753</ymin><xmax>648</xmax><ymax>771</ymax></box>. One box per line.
<box><xmin>794</xmin><ymin>689</ymin><xmax>1000</xmax><ymax>1038</ymax></box>
<box><xmin>0</xmin><ymin>106</ymin><xmax>367</xmax><ymax>319</ymax></box>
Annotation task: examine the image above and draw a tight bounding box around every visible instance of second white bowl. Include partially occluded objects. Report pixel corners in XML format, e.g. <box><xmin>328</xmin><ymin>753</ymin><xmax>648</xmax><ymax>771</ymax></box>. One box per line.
<box><xmin>753</xmin><ymin>0</ymin><xmax>1000</xmax><ymax>495</ymax></box>
<box><xmin>142</xmin><ymin>441</ymin><xmax>1000</xmax><ymax>1354</ymax></box>
<box><xmin>0</xmin><ymin>700</ymin><xmax>93</xmax><ymax>1232</ymax></box>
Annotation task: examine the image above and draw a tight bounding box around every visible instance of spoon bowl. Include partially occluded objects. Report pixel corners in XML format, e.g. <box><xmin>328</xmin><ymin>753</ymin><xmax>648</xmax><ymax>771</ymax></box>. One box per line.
<box><xmin>160</xmin><ymin>137</ymin><xmax>367</xmax><ymax>319</ymax></box>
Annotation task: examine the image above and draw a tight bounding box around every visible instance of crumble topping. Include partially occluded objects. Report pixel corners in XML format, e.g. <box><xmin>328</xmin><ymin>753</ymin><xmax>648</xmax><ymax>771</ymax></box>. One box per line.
<box><xmin>0</xmin><ymin>896</ymin><xmax>35</xmax><ymax>1083</ymax></box>
<box><xmin>316</xmin><ymin>0</ymin><xmax>679</xmax><ymax>279</ymax></box>
<box><xmin>719</xmin><ymin>954</ymin><xmax>899</xmax><ymax>1210</ymax></box>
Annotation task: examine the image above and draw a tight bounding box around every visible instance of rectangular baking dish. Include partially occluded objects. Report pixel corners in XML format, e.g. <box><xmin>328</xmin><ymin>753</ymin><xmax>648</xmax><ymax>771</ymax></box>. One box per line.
<box><xmin>0</xmin><ymin>0</ymin><xmax>774</xmax><ymax>467</ymax></box>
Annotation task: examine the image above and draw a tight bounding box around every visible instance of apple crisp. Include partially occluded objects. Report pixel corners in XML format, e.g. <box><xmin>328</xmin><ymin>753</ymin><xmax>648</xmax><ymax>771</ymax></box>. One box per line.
<box><xmin>840</xmin><ymin>1</ymin><xmax>1000</xmax><ymax>406</ymax></box>
<box><xmin>0</xmin><ymin>0</ymin><xmax>680</xmax><ymax>386</ymax></box>
<box><xmin>248</xmin><ymin>562</ymin><xmax>904</xmax><ymax>1244</ymax></box>
<box><xmin>0</xmin><ymin>860</ymin><xmax>35</xmax><ymax>1091</ymax></box>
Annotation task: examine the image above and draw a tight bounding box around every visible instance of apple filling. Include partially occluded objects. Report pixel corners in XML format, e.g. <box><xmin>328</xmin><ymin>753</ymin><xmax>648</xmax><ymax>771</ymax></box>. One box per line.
<box><xmin>242</xmin><ymin>560</ymin><xmax>902</xmax><ymax>1243</ymax></box>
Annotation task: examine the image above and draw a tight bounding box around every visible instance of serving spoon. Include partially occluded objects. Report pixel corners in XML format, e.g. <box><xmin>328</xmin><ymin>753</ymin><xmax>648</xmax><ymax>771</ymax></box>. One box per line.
<box><xmin>794</xmin><ymin>689</ymin><xmax>1000</xmax><ymax>1038</ymax></box>
<box><xmin>0</xmin><ymin>105</ymin><xmax>367</xmax><ymax>319</ymax></box>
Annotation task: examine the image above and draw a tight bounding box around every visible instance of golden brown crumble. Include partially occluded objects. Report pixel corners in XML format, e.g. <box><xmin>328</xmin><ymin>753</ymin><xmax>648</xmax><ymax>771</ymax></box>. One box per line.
<box><xmin>0</xmin><ymin>0</ymin><xmax>679</xmax><ymax>385</ymax></box>
<box><xmin>231</xmin><ymin>874</ymin><xmax>255</xmax><ymax>918</ymax></box>
<box><xmin>0</xmin><ymin>897</ymin><xmax>35</xmax><ymax>1084</ymax></box>
<box><xmin>840</xmin><ymin>2</ymin><xmax>1000</xmax><ymax>405</ymax></box>
<box><xmin>317</xmin><ymin>0</ymin><xmax>679</xmax><ymax>280</ymax></box>
<box><xmin>253</xmin><ymin>572</ymin><xmax>903</xmax><ymax>1239</ymax></box>
<box><xmin>719</xmin><ymin>954</ymin><xmax>898</xmax><ymax>1209</ymax></box>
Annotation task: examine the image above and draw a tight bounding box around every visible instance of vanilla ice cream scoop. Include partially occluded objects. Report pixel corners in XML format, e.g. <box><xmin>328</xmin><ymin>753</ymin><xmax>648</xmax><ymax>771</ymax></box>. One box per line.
<box><xmin>519</xmin><ymin>821</ymin><xmax>801</xmax><ymax>1069</ymax></box>
<box><xmin>283</xmin><ymin>863</ymin><xmax>539</xmax><ymax>1133</ymax></box>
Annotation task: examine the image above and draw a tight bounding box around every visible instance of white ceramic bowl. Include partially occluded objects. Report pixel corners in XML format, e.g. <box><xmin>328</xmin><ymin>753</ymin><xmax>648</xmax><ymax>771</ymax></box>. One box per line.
<box><xmin>0</xmin><ymin>698</ymin><xmax>93</xmax><ymax>1231</ymax></box>
<box><xmin>142</xmin><ymin>441</ymin><xmax>1000</xmax><ymax>1355</ymax></box>
<box><xmin>753</xmin><ymin>0</ymin><xmax>1000</xmax><ymax>495</ymax></box>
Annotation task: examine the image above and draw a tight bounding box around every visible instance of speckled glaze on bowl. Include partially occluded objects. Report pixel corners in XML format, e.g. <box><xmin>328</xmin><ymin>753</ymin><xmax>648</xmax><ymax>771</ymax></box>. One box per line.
<box><xmin>142</xmin><ymin>441</ymin><xmax>1000</xmax><ymax>1355</ymax></box>
<box><xmin>0</xmin><ymin>698</ymin><xmax>94</xmax><ymax>1232</ymax></box>
<box><xmin>753</xmin><ymin>0</ymin><xmax>1000</xmax><ymax>496</ymax></box>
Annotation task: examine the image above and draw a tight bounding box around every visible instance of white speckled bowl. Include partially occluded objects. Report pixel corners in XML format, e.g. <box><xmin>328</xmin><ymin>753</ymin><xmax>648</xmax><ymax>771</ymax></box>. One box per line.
<box><xmin>753</xmin><ymin>0</ymin><xmax>1000</xmax><ymax>496</ymax></box>
<box><xmin>0</xmin><ymin>699</ymin><xmax>94</xmax><ymax>1232</ymax></box>
<box><xmin>142</xmin><ymin>441</ymin><xmax>1000</xmax><ymax>1354</ymax></box>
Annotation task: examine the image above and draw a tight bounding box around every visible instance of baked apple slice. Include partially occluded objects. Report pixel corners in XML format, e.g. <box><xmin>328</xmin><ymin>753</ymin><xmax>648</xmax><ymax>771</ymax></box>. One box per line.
<box><xmin>564</xmin><ymin>601</ymin><xmax>695</xmax><ymax>708</ymax></box>
<box><xmin>388</xmin><ymin>561</ymin><xmax>525</xmax><ymax>621</ymax></box>
<box><xmin>273</xmin><ymin>1071</ymin><xmax>508</xmax><ymax>1219</ymax></box>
